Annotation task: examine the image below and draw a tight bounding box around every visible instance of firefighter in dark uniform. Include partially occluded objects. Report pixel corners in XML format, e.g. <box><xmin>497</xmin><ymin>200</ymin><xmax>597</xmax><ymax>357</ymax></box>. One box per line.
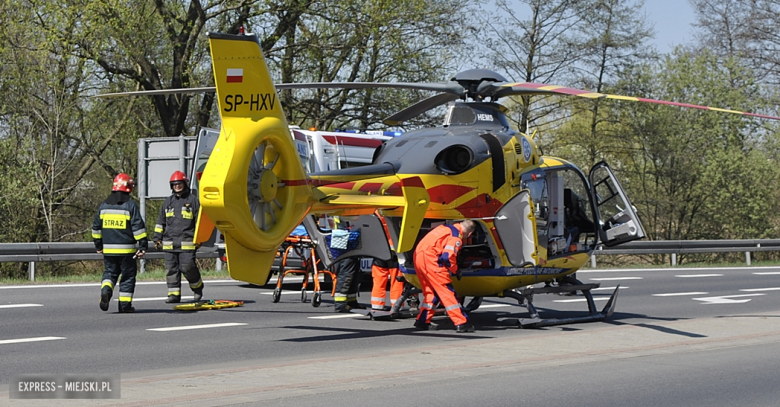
<box><xmin>331</xmin><ymin>217</ymin><xmax>365</xmax><ymax>313</ymax></box>
<box><xmin>92</xmin><ymin>173</ymin><xmax>148</xmax><ymax>313</ymax></box>
<box><xmin>152</xmin><ymin>171</ymin><xmax>204</xmax><ymax>303</ymax></box>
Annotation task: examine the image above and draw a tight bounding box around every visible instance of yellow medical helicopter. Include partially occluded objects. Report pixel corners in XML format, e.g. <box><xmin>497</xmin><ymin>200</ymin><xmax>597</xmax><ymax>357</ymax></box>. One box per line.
<box><xmin>184</xmin><ymin>31</ymin><xmax>780</xmax><ymax>327</ymax></box>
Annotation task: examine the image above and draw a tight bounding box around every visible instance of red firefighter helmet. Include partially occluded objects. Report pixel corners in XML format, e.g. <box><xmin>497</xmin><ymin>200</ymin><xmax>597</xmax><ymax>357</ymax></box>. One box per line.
<box><xmin>169</xmin><ymin>170</ymin><xmax>189</xmax><ymax>188</ymax></box>
<box><xmin>112</xmin><ymin>173</ymin><xmax>135</xmax><ymax>193</ymax></box>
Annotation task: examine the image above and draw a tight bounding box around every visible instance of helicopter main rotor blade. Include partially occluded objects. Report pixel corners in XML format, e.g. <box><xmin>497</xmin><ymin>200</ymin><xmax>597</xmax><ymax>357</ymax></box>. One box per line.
<box><xmin>93</xmin><ymin>87</ymin><xmax>217</xmax><ymax>98</ymax></box>
<box><xmin>481</xmin><ymin>82</ymin><xmax>780</xmax><ymax>121</ymax></box>
<box><xmin>94</xmin><ymin>82</ymin><xmax>466</xmax><ymax>99</ymax></box>
<box><xmin>276</xmin><ymin>81</ymin><xmax>465</xmax><ymax>97</ymax></box>
<box><xmin>383</xmin><ymin>92</ymin><xmax>460</xmax><ymax>125</ymax></box>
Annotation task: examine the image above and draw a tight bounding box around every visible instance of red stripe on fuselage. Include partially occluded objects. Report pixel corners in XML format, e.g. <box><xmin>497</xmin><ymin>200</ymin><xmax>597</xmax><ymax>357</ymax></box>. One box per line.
<box><xmin>322</xmin><ymin>135</ymin><xmax>384</xmax><ymax>148</ymax></box>
<box><xmin>426</xmin><ymin>185</ymin><xmax>475</xmax><ymax>204</ymax></box>
<box><xmin>358</xmin><ymin>183</ymin><xmax>384</xmax><ymax>194</ymax></box>
<box><xmin>455</xmin><ymin>194</ymin><xmax>504</xmax><ymax>218</ymax></box>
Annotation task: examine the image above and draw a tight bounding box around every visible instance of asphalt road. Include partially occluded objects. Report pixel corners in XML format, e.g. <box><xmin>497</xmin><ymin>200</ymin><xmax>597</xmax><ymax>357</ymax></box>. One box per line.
<box><xmin>2</xmin><ymin>265</ymin><xmax>780</xmax><ymax>406</ymax></box>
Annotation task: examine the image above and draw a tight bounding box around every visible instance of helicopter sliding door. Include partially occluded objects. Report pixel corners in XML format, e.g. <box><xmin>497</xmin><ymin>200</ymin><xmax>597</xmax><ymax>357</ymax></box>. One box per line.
<box><xmin>302</xmin><ymin>214</ymin><xmax>392</xmax><ymax>269</ymax></box>
<box><xmin>588</xmin><ymin>161</ymin><xmax>646</xmax><ymax>246</ymax></box>
<box><xmin>494</xmin><ymin>190</ymin><xmax>538</xmax><ymax>266</ymax></box>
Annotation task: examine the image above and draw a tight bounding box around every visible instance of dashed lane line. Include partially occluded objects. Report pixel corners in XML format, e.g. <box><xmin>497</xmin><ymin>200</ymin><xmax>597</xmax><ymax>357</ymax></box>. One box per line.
<box><xmin>117</xmin><ymin>296</ymin><xmax>194</xmax><ymax>302</ymax></box>
<box><xmin>0</xmin><ymin>304</ymin><xmax>43</xmax><ymax>309</ymax></box>
<box><xmin>589</xmin><ymin>277</ymin><xmax>642</xmax><ymax>281</ymax></box>
<box><xmin>753</xmin><ymin>272</ymin><xmax>780</xmax><ymax>275</ymax></box>
<box><xmin>309</xmin><ymin>314</ymin><xmax>366</xmax><ymax>320</ymax></box>
<box><xmin>0</xmin><ymin>280</ymin><xmax>239</xmax><ymax>290</ymax></box>
<box><xmin>0</xmin><ymin>336</ymin><xmax>65</xmax><ymax>345</ymax></box>
<box><xmin>740</xmin><ymin>287</ymin><xmax>780</xmax><ymax>292</ymax></box>
<box><xmin>652</xmin><ymin>292</ymin><xmax>708</xmax><ymax>297</ymax></box>
<box><xmin>147</xmin><ymin>323</ymin><xmax>247</xmax><ymax>332</ymax></box>
<box><xmin>553</xmin><ymin>297</ymin><xmax>609</xmax><ymax>303</ymax></box>
<box><xmin>592</xmin><ymin>286</ymin><xmax>628</xmax><ymax>291</ymax></box>
<box><xmin>675</xmin><ymin>274</ymin><xmax>723</xmax><ymax>278</ymax></box>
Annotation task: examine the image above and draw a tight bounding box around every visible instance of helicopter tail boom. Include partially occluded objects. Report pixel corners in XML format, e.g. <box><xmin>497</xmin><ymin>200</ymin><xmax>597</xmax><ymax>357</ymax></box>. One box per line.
<box><xmin>199</xmin><ymin>32</ymin><xmax>313</xmax><ymax>285</ymax></box>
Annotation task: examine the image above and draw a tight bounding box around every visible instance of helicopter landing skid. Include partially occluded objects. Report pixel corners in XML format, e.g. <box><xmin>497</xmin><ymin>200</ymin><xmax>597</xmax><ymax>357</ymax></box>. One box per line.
<box><xmin>503</xmin><ymin>281</ymin><xmax>620</xmax><ymax>329</ymax></box>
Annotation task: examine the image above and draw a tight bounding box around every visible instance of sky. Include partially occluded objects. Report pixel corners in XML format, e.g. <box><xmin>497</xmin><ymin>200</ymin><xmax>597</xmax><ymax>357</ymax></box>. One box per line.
<box><xmin>641</xmin><ymin>0</ymin><xmax>697</xmax><ymax>53</ymax></box>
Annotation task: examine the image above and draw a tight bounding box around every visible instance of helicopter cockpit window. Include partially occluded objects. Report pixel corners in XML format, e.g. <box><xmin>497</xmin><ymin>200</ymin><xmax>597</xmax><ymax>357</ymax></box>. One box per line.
<box><xmin>444</xmin><ymin>106</ymin><xmax>476</xmax><ymax>126</ymax></box>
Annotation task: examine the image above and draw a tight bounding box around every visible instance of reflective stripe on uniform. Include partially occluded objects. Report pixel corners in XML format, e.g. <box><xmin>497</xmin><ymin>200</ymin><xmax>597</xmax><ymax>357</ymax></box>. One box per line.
<box><xmin>371</xmin><ymin>296</ymin><xmax>385</xmax><ymax>303</ymax></box>
<box><xmin>420</xmin><ymin>302</ymin><xmax>434</xmax><ymax>310</ymax></box>
<box><xmin>133</xmin><ymin>228</ymin><xmax>147</xmax><ymax>240</ymax></box>
<box><xmin>92</xmin><ymin>229</ymin><xmax>102</xmax><ymax>239</ymax></box>
<box><xmin>181</xmin><ymin>208</ymin><xmax>193</xmax><ymax>219</ymax></box>
<box><xmin>118</xmin><ymin>292</ymin><xmax>133</xmax><ymax>302</ymax></box>
<box><xmin>168</xmin><ymin>288</ymin><xmax>181</xmax><ymax>295</ymax></box>
<box><xmin>181</xmin><ymin>244</ymin><xmax>197</xmax><ymax>250</ymax></box>
<box><xmin>445</xmin><ymin>303</ymin><xmax>461</xmax><ymax>312</ymax></box>
<box><xmin>102</xmin><ymin>244</ymin><xmax>137</xmax><ymax>254</ymax></box>
<box><xmin>334</xmin><ymin>294</ymin><xmax>348</xmax><ymax>302</ymax></box>
<box><xmin>100</xmin><ymin>209</ymin><xmax>131</xmax><ymax>217</ymax></box>
<box><xmin>189</xmin><ymin>280</ymin><xmax>203</xmax><ymax>290</ymax></box>
<box><xmin>154</xmin><ymin>224</ymin><xmax>164</xmax><ymax>233</ymax></box>
<box><xmin>101</xmin><ymin>280</ymin><xmax>114</xmax><ymax>289</ymax></box>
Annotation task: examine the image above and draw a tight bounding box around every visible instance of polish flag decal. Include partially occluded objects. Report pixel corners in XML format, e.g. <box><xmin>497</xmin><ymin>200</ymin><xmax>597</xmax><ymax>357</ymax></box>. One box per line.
<box><xmin>226</xmin><ymin>68</ymin><xmax>243</xmax><ymax>83</ymax></box>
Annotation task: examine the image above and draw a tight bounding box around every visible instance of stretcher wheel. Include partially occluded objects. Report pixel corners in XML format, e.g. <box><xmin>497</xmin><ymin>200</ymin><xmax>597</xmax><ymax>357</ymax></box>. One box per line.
<box><xmin>312</xmin><ymin>292</ymin><xmax>321</xmax><ymax>307</ymax></box>
<box><xmin>300</xmin><ymin>288</ymin><xmax>308</xmax><ymax>303</ymax></box>
<box><xmin>272</xmin><ymin>288</ymin><xmax>281</xmax><ymax>303</ymax></box>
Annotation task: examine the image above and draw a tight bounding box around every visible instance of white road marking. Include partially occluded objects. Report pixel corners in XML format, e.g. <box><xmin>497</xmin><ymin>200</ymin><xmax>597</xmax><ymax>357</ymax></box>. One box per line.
<box><xmin>0</xmin><ymin>279</ymin><xmax>239</xmax><ymax>290</ymax></box>
<box><xmin>693</xmin><ymin>294</ymin><xmax>765</xmax><ymax>304</ymax></box>
<box><xmin>476</xmin><ymin>304</ymin><xmax>512</xmax><ymax>309</ymax></box>
<box><xmin>589</xmin><ymin>277</ymin><xmax>642</xmax><ymax>281</ymax></box>
<box><xmin>753</xmin><ymin>272</ymin><xmax>780</xmax><ymax>275</ymax></box>
<box><xmin>0</xmin><ymin>336</ymin><xmax>65</xmax><ymax>345</ymax></box>
<box><xmin>653</xmin><ymin>292</ymin><xmax>708</xmax><ymax>297</ymax></box>
<box><xmin>553</xmin><ymin>298</ymin><xmax>609</xmax><ymax>303</ymax></box>
<box><xmin>592</xmin><ymin>286</ymin><xmax>628</xmax><ymax>291</ymax></box>
<box><xmin>740</xmin><ymin>287</ymin><xmax>780</xmax><ymax>292</ymax></box>
<box><xmin>675</xmin><ymin>274</ymin><xmax>723</xmax><ymax>278</ymax></box>
<box><xmin>0</xmin><ymin>304</ymin><xmax>44</xmax><ymax>309</ymax></box>
<box><xmin>147</xmin><ymin>323</ymin><xmax>247</xmax><ymax>332</ymax></box>
<box><xmin>260</xmin><ymin>291</ymin><xmax>314</xmax><ymax>295</ymax></box>
<box><xmin>119</xmin><ymin>296</ymin><xmax>194</xmax><ymax>302</ymax></box>
<box><xmin>309</xmin><ymin>314</ymin><xmax>365</xmax><ymax>320</ymax></box>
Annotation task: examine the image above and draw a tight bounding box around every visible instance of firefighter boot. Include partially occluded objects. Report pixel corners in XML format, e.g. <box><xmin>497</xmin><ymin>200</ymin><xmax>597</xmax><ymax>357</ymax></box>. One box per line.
<box><xmin>99</xmin><ymin>287</ymin><xmax>112</xmax><ymax>312</ymax></box>
<box><xmin>165</xmin><ymin>295</ymin><xmax>181</xmax><ymax>303</ymax></box>
<box><xmin>193</xmin><ymin>287</ymin><xmax>203</xmax><ymax>303</ymax></box>
<box><xmin>118</xmin><ymin>302</ymin><xmax>135</xmax><ymax>313</ymax></box>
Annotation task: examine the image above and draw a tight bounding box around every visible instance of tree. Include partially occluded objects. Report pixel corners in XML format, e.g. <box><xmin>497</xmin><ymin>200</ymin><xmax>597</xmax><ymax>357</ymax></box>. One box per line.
<box><xmin>553</xmin><ymin>0</ymin><xmax>654</xmax><ymax>168</ymax></box>
<box><xmin>613</xmin><ymin>49</ymin><xmax>778</xmax><ymax>242</ymax></box>
<box><xmin>479</xmin><ymin>0</ymin><xmax>584</xmax><ymax>133</ymax></box>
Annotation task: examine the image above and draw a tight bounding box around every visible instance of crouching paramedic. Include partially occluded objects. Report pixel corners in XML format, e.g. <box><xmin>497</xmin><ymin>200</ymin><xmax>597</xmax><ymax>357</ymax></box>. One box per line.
<box><xmin>413</xmin><ymin>220</ymin><xmax>476</xmax><ymax>332</ymax></box>
<box><xmin>93</xmin><ymin>173</ymin><xmax>148</xmax><ymax>313</ymax></box>
<box><xmin>152</xmin><ymin>170</ymin><xmax>204</xmax><ymax>303</ymax></box>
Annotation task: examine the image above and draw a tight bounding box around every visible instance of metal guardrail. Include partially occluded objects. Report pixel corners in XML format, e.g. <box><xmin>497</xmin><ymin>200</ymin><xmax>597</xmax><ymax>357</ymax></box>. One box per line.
<box><xmin>0</xmin><ymin>243</ymin><xmax>221</xmax><ymax>281</ymax></box>
<box><xmin>591</xmin><ymin>239</ymin><xmax>780</xmax><ymax>267</ymax></box>
<box><xmin>0</xmin><ymin>242</ymin><xmax>219</xmax><ymax>263</ymax></box>
<box><xmin>1</xmin><ymin>239</ymin><xmax>778</xmax><ymax>280</ymax></box>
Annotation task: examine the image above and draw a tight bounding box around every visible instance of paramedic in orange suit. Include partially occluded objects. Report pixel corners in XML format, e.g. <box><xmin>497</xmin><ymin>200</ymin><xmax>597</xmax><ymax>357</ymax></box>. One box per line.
<box><xmin>413</xmin><ymin>220</ymin><xmax>476</xmax><ymax>333</ymax></box>
<box><xmin>370</xmin><ymin>252</ymin><xmax>404</xmax><ymax>311</ymax></box>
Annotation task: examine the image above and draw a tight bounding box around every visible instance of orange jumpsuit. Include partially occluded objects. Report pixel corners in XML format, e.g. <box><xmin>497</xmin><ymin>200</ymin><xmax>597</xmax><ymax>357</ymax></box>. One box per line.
<box><xmin>370</xmin><ymin>254</ymin><xmax>404</xmax><ymax>311</ymax></box>
<box><xmin>413</xmin><ymin>223</ymin><xmax>469</xmax><ymax>326</ymax></box>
